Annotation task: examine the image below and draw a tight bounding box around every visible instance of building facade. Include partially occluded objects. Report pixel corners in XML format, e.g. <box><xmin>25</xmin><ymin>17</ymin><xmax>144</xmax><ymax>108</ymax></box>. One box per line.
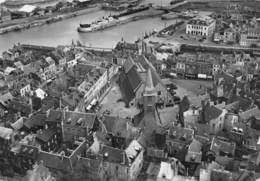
<box><xmin>186</xmin><ymin>16</ymin><xmax>216</xmax><ymax>37</ymax></box>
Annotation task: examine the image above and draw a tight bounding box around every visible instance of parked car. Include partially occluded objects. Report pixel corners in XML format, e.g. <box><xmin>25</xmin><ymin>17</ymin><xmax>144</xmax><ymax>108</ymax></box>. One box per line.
<box><xmin>173</xmin><ymin>96</ymin><xmax>181</xmax><ymax>104</ymax></box>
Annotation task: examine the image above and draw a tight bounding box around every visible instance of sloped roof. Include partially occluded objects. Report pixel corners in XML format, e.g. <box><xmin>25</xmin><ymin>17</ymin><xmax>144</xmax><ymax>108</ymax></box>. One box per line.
<box><xmin>189</xmin><ymin>139</ymin><xmax>202</xmax><ymax>152</ymax></box>
<box><xmin>127</xmin><ymin>66</ymin><xmax>142</xmax><ymax>92</ymax></box>
<box><xmin>118</xmin><ymin>72</ymin><xmax>135</xmax><ymax>105</ymax></box>
<box><xmin>0</xmin><ymin>126</ymin><xmax>13</xmax><ymax>140</ymax></box>
<box><xmin>100</xmin><ymin>145</ymin><xmax>128</xmax><ymax>165</ymax></box>
<box><xmin>102</xmin><ymin>115</ymin><xmax>128</xmax><ymax>136</ymax></box>
<box><xmin>123</xmin><ymin>57</ymin><xmax>135</xmax><ymax>73</ymax></box>
<box><xmin>144</xmin><ymin>68</ymin><xmax>156</xmax><ymax>95</ymax></box>
<box><xmin>36</xmin><ymin>128</ymin><xmax>57</xmax><ymax>142</ymax></box>
<box><xmin>24</xmin><ymin>113</ymin><xmax>46</xmax><ymax>129</ymax></box>
<box><xmin>203</xmin><ymin>104</ymin><xmax>223</xmax><ymax>123</ymax></box>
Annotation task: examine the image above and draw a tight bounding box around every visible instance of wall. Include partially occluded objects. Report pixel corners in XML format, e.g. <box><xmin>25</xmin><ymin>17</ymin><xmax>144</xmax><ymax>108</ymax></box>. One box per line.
<box><xmin>129</xmin><ymin>149</ymin><xmax>144</xmax><ymax>180</ymax></box>
<box><xmin>209</xmin><ymin>109</ymin><xmax>227</xmax><ymax>134</ymax></box>
<box><xmin>38</xmin><ymin>150</ymin><xmax>72</xmax><ymax>172</ymax></box>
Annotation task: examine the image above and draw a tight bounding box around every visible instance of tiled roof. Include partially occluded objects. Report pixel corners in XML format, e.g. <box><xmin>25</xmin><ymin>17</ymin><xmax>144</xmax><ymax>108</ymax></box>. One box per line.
<box><xmin>100</xmin><ymin>145</ymin><xmax>128</xmax><ymax>165</ymax></box>
<box><xmin>210</xmin><ymin>137</ymin><xmax>236</xmax><ymax>155</ymax></box>
<box><xmin>123</xmin><ymin>57</ymin><xmax>135</xmax><ymax>73</ymax></box>
<box><xmin>64</xmin><ymin>111</ymin><xmax>96</xmax><ymax>128</ymax></box>
<box><xmin>127</xmin><ymin>67</ymin><xmax>142</xmax><ymax>93</ymax></box>
<box><xmin>24</xmin><ymin>113</ymin><xmax>46</xmax><ymax>129</ymax></box>
<box><xmin>36</xmin><ymin>128</ymin><xmax>57</xmax><ymax>142</ymax></box>
<box><xmin>168</xmin><ymin>126</ymin><xmax>194</xmax><ymax>142</ymax></box>
<box><xmin>47</xmin><ymin>110</ymin><xmax>96</xmax><ymax>129</ymax></box>
<box><xmin>203</xmin><ymin>104</ymin><xmax>223</xmax><ymax>123</ymax></box>
<box><xmin>102</xmin><ymin>115</ymin><xmax>128</xmax><ymax>137</ymax></box>
<box><xmin>118</xmin><ymin>72</ymin><xmax>135</xmax><ymax>105</ymax></box>
<box><xmin>189</xmin><ymin>139</ymin><xmax>202</xmax><ymax>153</ymax></box>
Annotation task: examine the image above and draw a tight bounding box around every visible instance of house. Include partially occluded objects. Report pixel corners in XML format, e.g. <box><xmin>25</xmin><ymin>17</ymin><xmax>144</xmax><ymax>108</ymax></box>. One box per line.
<box><xmin>240</xmin><ymin>27</ymin><xmax>260</xmax><ymax>47</ymax></box>
<box><xmin>22</xmin><ymin>161</ymin><xmax>56</xmax><ymax>181</ymax></box>
<box><xmin>210</xmin><ymin>169</ymin><xmax>232</xmax><ymax>181</ymax></box>
<box><xmin>166</xmin><ymin>126</ymin><xmax>194</xmax><ymax>161</ymax></box>
<box><xmin>185</xmin><ymin>139</ymin><xmax>202</xmax><ymax>163</ymax></box>
<box><xmin>157</xmin><ymin>161</ymin><xmax>178</xmax><ymax>181</ymax></box>
<box><xmin>183</xmin><ymin>106</ymin><xmax>200</xmax><ymax>127</ymax></box>
<box><xmin>209</xmin><ymin>137</ymin><xmax>236</xmax><ymax>166</ymax></box>
<box><xmin>36</xmin><ymin>128</ymin><xmax>59</xmax><ymax>152</ymax></box>
<box><xmin>100</xmin><ymin>140</ymin><xmax>144</xmax><ymax>181</ymax></box>
<box><xmin>213</xmin><ymin>28</ymin><xmax>236</xmax><ymax>43</ymax></box>
<box><xmin>0</xmin><ymin>8</ymin><xmax>11</xmax><ymax>22</ymax></box>
<box><xmin>199</xmin><ymin>161</ymin><xmax>222</xmax><ymax>181</ymax></box>
<box><xmin>201</xmin><ymin>100</ymin><xmax>227</xmax><ymax>134</ymax></box>
<box><xmin>62</xmin><ymin>111</ymin><xmax>97</xmax><ymax>142</ymax></box>
<box><xmin>186</xmin><ymin>16</ymin><xmax>216</xmax><ymax>37</ymax></box>
<box><xmin>0</xmin><ymin>126</ymin><xmax>13</xmax><ymax>157</ymax></box>
<box><xmin>100</xmin><ymin>115</ymin><xmax>140</xmax><ymax>149</ymax></box>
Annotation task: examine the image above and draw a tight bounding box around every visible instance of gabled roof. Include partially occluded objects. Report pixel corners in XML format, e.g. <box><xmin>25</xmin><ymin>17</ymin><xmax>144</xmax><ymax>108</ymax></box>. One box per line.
<box><xmin>189</xmin><ymin>139</ymin><xmax>202</xmax><ymax>153</ymax></box>
<box><xmin>24</xmin><ymin>113</ymin><xmax>46</xmax><ymax>129</ymax></box>
<box><xmin>203</xmin><ymin>104</ymin><xmax>223</xmax><ymax>123</ymax></box>
<box><xmin>210</xmin><ymin>137</ymin><xmax>236</xmax><ymax>155</ymax></box>
<box><xmin>123</xmin><ymin>57</ymin><xmax>135</xmax><ymax>73</ymax></box>
<box><xmin>0</xmin><ymin>126</ymin><xmax>13</xmax><ymax>140</ymax></box>
<box><xmin>36</xmin><ymin>128</ymin><xmax>57</xmax><ymax>142</ymax></box>
<box><xmin>118</xmin><ymin>72</ymin><xmax>135</xmax><ymax>105</ymax></box>
<box><xmin>102</xmin><ymin>115</ymin><xmax>128</xmax><ymax>137</ymax></box>
<box><xmin>144</xmin><ymin>68</ymin><xmax>156</xmax><ymax>95</ymax></box>
<box><xmin>100</xmin><ymin>145</ymin><xmax>128</xmax><ymax>165</ymax></box>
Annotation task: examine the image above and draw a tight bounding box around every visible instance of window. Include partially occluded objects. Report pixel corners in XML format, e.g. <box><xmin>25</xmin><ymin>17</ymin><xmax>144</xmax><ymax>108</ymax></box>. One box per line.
<box><xmin>212</xmin><ymin>123</ymin><xmax>215</xmax><ymax>129</ymax></box>
<box><xmin>158</xmin><ymin>91</ymin><xmax>161</xmax><ymax>96</ymax></box>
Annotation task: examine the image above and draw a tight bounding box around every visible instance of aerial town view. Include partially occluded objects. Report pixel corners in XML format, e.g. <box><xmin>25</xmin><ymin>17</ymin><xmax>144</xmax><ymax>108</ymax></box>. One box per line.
<box><xmin>0</xmin><ymin>0</ymin><xmax>260</xmax><ymax>180</ymax></box>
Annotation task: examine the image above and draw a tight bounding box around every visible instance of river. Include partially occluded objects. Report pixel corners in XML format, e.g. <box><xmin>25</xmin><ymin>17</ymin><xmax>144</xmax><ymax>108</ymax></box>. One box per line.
<box><xmin>0</xmin><ymin>0</ymin><xmax>174</xmax><ymax>53</ymax></box>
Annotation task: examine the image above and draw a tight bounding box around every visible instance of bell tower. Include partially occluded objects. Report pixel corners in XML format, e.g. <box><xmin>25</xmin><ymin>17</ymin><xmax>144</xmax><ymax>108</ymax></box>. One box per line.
<box><xmin>143</xmin><ymin>68</ymin><xmax>157</xmax><ymax>112</ymax></box>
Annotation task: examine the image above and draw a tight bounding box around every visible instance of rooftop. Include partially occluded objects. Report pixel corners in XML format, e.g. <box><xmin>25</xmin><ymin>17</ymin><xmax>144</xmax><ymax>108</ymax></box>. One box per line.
<box><xmin>210</xmin><ymin>137</ymin><xmax>236</xmax><ymax>156</ymax></box>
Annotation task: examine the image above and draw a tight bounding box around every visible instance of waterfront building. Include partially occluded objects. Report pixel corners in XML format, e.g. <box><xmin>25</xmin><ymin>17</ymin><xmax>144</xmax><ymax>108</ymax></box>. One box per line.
<box><xmin>240</xmin><ymin>27</ymin><xmax>260</xmax><ymax>47</ymax></box>
<box><xmin>186</xmin><ymin>16</ymin><xmax>216</xmax><ymax>37</ymax></box>
<box><xmin>0</xmin><ymin>7</ymin><xmax>11</xmax><ymax>22</ymax></box>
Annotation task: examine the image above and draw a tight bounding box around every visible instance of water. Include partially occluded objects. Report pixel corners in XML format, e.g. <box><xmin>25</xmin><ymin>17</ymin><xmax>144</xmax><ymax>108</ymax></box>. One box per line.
<box><xmin>0</xmin><ymin>0</ymin><xmax>174</xmax><ymax>53</ymax></box>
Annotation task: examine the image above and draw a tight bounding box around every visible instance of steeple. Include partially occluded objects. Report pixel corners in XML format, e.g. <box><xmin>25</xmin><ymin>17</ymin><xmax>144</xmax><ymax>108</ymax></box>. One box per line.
<box><xmin>143</xmin><ymin>68</ymin><xmax>157</xmax><ymax>112</ymax></box>
<box><xmin>144</xmin><ymin>68</ymin><xmax>156</xmax><ymax>96</ymax></box>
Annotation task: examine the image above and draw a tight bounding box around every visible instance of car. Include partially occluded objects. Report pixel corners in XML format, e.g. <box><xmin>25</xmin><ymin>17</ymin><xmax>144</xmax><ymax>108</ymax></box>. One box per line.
<box><xmin>173</xmin><ymin>96</ymin><xmax>181</xmax><ymax>104</ymax></box>
<box><xmin>167</xmin><ymin>83</ymin><xmax>178</xmax><ymax>90</ymax></box>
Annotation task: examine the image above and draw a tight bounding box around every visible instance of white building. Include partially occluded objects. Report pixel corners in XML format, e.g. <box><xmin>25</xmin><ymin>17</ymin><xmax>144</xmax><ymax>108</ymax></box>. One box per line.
<box><xmin>186</xmin><ymin>16</ymin><xmax>216</xmax><ymax>37</ymax></box>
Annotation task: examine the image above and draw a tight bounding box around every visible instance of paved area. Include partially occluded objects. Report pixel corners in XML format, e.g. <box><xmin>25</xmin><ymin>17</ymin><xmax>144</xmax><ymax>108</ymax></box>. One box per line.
<box><xmin>100</xmin><ymin>84</ymin><xmax>140</xmax><ymax>118</ymax></box>
<box><xmin>172</xmin><ymin>79</ymin><xmax>212</xmax><ymax>107</ymax></box>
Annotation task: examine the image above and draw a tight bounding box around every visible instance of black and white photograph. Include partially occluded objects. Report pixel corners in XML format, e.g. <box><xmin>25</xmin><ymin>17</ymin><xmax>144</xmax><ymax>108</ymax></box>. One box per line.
<box><xmin>0</xmin><ymin>0</ymin><xmax>260</xmax><ymax>180</ymax></box>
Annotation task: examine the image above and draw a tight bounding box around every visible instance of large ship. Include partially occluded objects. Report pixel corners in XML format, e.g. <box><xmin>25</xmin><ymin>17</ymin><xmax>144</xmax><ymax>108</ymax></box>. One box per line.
<box><xmin>78</xmin><ymin>4</ymin><xmax>151</xmax><ymax>33</ymax></box>
<box><xmin>77</xmin><ymin>16</ymin><xmax>120</xmax><ymax>33</ymax></box>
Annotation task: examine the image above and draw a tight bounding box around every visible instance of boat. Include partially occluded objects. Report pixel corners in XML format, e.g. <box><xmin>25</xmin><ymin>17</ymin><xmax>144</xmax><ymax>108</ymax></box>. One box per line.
<box><xmin>77</xmin><ymin>16</ymin><xmax>120</xmax><ymax>33</ymax></box>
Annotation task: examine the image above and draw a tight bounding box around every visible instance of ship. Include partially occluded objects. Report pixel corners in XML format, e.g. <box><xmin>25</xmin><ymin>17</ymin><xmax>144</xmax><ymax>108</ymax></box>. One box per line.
<box><xmin>78</xmin><ymin>4</ymin><xmax>151</xmax><ymax>33</ymax></box>
<box><xmin>77</xmin><ymin>16</ymin><xmax>120</xmax><ymax>33</ymax></box>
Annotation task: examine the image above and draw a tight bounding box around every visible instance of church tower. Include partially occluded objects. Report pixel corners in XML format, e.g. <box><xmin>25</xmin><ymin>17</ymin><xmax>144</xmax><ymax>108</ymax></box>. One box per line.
<box><xmin>143</xmin><ymin>68</ymin><xmax>157</xmax><ymax>112</ymax></box>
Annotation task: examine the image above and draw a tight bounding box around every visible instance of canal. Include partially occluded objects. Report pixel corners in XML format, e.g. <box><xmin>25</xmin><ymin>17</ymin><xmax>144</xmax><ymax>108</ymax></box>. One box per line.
<box><xmin>0</xmin><ymin>0</ymin><xmax>174</xmax><ymax>53</ymax></box>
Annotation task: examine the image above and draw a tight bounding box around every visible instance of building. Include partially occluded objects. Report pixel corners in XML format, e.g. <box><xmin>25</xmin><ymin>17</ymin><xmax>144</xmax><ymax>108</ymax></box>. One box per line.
<box><xmin>166</xmin><ymin>126</ymin><xmax>194</xmax><ymax>160</ymax></box>
<box><xmin>183</xmin><ymin>106</ymin><xmax>200</xmax><ymax>127</ymax></box>
<box><xmin>0</xmin><ymin>7</ymin><xmax>11</xmax><ymax>22</ymax></box>
<box><xmin>185</xmin><ymin>139</ymin><xmax>202</xmax><ymax>163</ymax></box>
<box><xmin>78</xmin><ymin>63</ymin><xmax>118</xmax><ymax>111</ymax></box>
<box><xmin>214</xmin><ymin>28</ymin><xmax>236</xmax><ymax>43</ymax></box>
<box><xmin>209</xmin><ymin>137</ymin><xmax>236</xmax><ymax>166</ymax></box>
<box><xmin>201</xmin><ymin>100</ymin><xmax>227</xmax><ymax>134</ymax></box>
<box><xmin>186</xmin><ymin>16</ymin><xmax>216</xmax><ymax>37</ymax></box>
<box><xmin>240</xmin><ymin>27</ymin><xmax>260</xmax><ymax>47</ymax></box>
<box><xmin>210</xmin><ymin>169</ymin><xmax>232</xmax><ymax>181</ymax></box>
<box><xmin>0</xmin><ymin>126</ymin><xmax>13</xmax><ymax>157</ymax></box>
<box><xmin>100</xmin><ymin>140</ymin><xmax>144</xmax><ymax>181</ymax></box>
